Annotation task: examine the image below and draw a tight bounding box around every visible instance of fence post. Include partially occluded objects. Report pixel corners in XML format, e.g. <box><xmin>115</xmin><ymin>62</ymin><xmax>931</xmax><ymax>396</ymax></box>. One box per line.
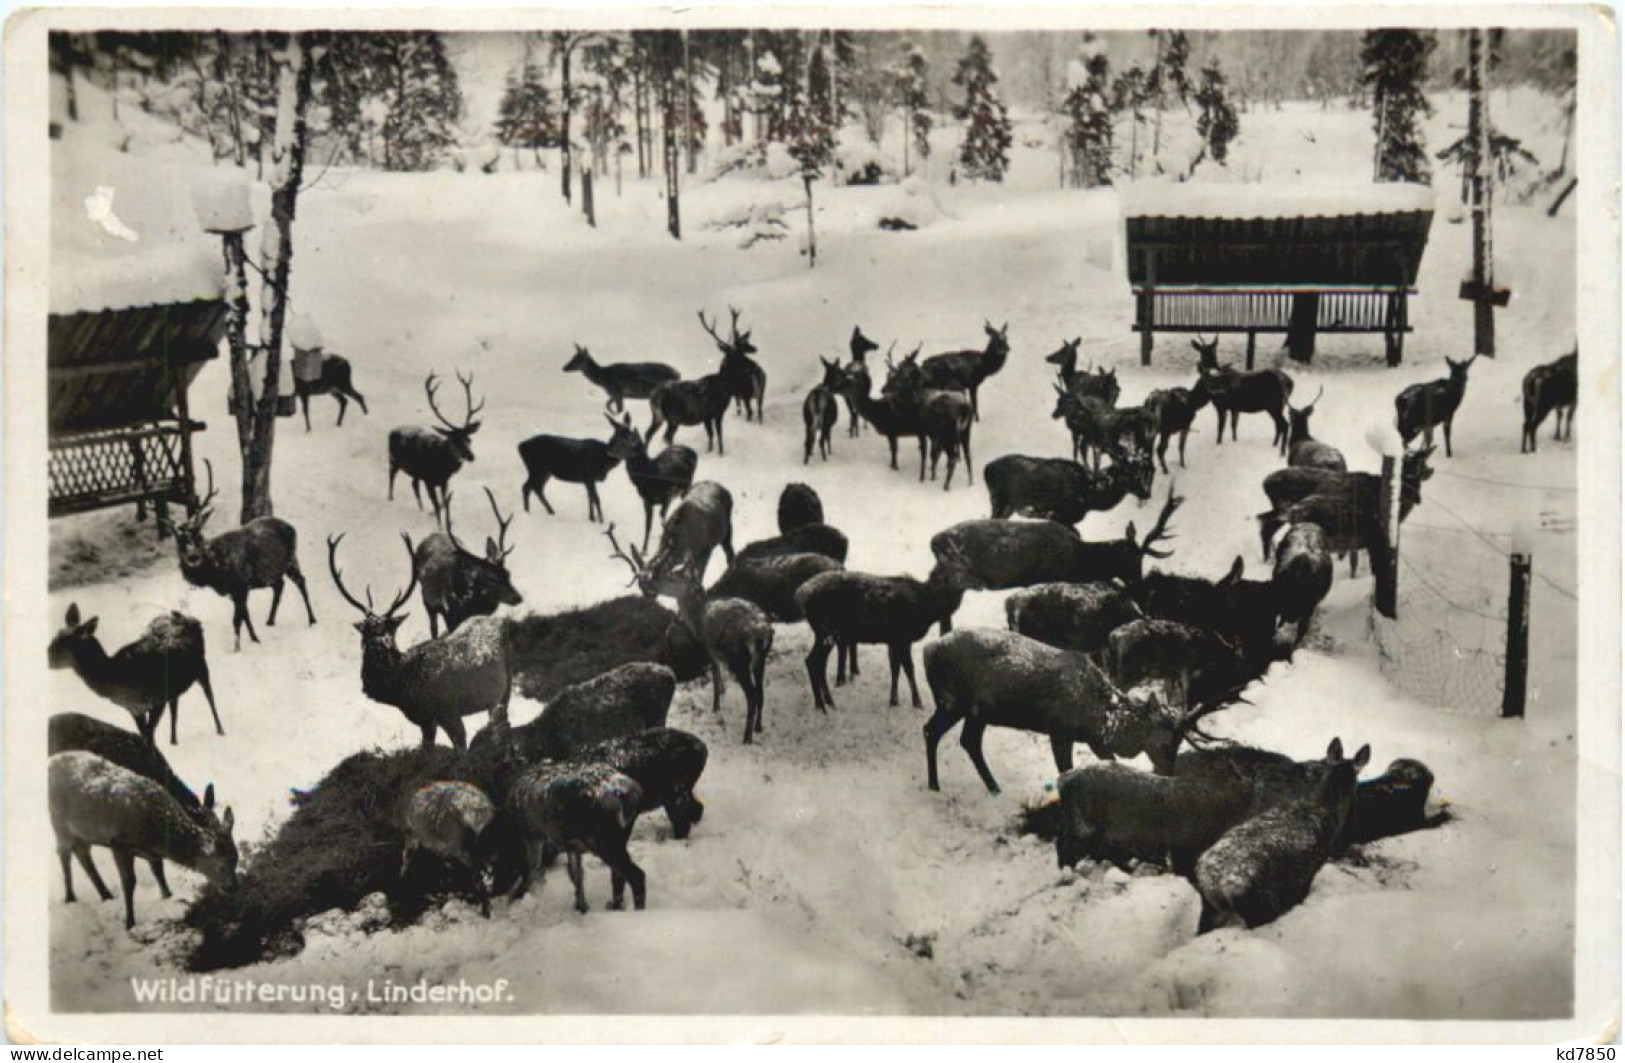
<box><xmin>581</xmin><ymin>166</ymin><xmax>595</xmax><ymax>228</ymax></box>
<box><xmin>1374</xmin><ymin>454</ymin><xmax>1399</xmax><ymax>619</ymax></box>
<box><xmin>1502</xmin><ymin>549</ymin><xmax>1531</xmax><ymax>718</ymax></box>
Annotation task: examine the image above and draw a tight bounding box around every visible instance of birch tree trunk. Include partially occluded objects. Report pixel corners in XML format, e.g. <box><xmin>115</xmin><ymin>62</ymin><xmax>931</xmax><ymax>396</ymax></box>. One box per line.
<box><xmin>240</xmin><ymin>32</ymin><xmax>314</xmax><ymax>523</ymax></box>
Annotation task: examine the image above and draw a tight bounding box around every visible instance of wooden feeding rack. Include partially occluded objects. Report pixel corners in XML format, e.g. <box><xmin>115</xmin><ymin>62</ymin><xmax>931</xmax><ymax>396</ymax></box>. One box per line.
<box><xmin>48</xmin><ymin>298</ymin><xmax>225</xmax><ymax>530</ymax></box>
<box><xmin>1122</xmin><ymin>184</ymin><xmax>1435</xmax><ymax>367</ymax></box>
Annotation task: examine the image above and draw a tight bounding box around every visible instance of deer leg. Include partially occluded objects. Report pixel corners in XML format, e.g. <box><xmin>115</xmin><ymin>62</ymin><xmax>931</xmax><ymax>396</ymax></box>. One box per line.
<box><xmin>958</xmin><ymin>720</ymin><xmax>1001</xmax><ymax>795</ymax></box>
<box><xmin>1214</xmin><ymin>406</ymin><xmax>1225</xmax><ymax>444</ymax></box>
<box><xmin>710</xmin><ymin>658</ymin><xmax>725</xmax><ymax>714</ymax></box>
<box><xmin>586</xmin><ymin>482</ymin><xmax>601</xmax><ymax>523</ymax></box>
<box><xmin>112</xmin><ymin>847</ymin><xmax>139</xmax><ymax>930</ymax></box>
<box><xmin>334</xmin><ymin>393</ymin><xmax>348</xmax><ymax>426</ymax></box>
<box><xmin>300</xmin><ymin>394</ymin><xmax>312</xmax><ymax>432</ymax></box>
<box><xmin>534</xmin><ymin>478</ymin><xmax>555</xmax><ymax>516</ymax></box>
<box><xmin>805</xmin><ymin>637</ymin><xmax>832</xmax><ymax>710</ymax></box>
<box><xmin>409</xmin><ymin>477</ymin><xmax>424</xmax><ymax>510</ymax></box>
<box><xmin>918</xmin><ymin>438</ymin><xmax>929</xmax><ymax>482</ymax></box>
<box><xmin>1443</xmin><ymin>418</ymin><xmax>1454</xmax><ymax>458</ymax></box>
<box><xmin>1156</xmin><ymin>433</ymin><xmax>1170</xmax><ymax>474</ymax></box>
<box><xmin>167</xmin><ymin>697</ymin><xmax>180</xmax><ymax>746</ymax></box>
<box><xmin>428</xmin><ymin>610</ymin><xmax>440</xmax><ymax>639</ymax></box>
<box><xmin>148</xmin><ymin>858</ymin><xmax>172</xmax><ymax>900</ymax></box>
<box><xmin>753</xmin><ymin>651</ymin><xmax>768</xmax><ymax>733</ymax></box>
<box><xmin>1049</xmin><ymin>733</ymin><xmax>1076</xmax><ymax>775</ymax></box>
<box><xmin>420</xmin><ymin>722</ymin><xmax>437</xmax><ymax>747</ymax></box>
<box><xmin>195</xmin><ymin>660</ymin><xmax>223</xmax><ymax>735</ymax></box>
<box><xmin>1230</xmin><ymin>410</ymin><xmax>1240</xmax><ymax>442</ymax></box>
<box><xmin>1178</xmin><ymin>428</ymin><xmax>1189</xmax><ymax>468</ymax></box>
<box><xmin>400</xmin><ymin>840</ymin><xmax>417</xmax><ymax>879</ymax></box>
<box><xmin>235</xmin><ymin>592</ymin><xmax>260</xmax><ymax>646</ymax></box>
<box><xmin>847</xmin><ymin>643</ymin><xmax>860</xmax><ymax>678</ymax></box>
<box><xmin>923</xmin><ymin>708</ymin><xmax>960</xmax><ymax>791</ymax></box>
<box><xmin>287</xmin><ymin>561</ymin><xmax>317</xmax><ymax>624</ymax></box>
<box><xmin>59</xmin><ymin>848</ymin><xmax>77</xmax><ymax>903</ymax></box>
<box><xmin>267</xmin><ymin>577</ymin><xmax>285</xmax><ymax>625</ymax></box>
<box><xmin>886</xmin><ymin>644</ymin><xmax>903</xmax><ymax>707</ymax></box>
<box><xmin>442</xmin><ymin>715</ymin><xmax>468</xmax><ymax>751</ymax></box>
<box><xmin>716</xmin><ymin>417</ymin><xmax>726</xmax><ymax>456</ymax></box>
<box><xmin>888</xmin><ymin>436</ymin><xmax>898</xmax><ymax>470</ymax></box>
<box><xmin>136</xmin><ymin>709</ymin><xmax>159</xmax><ymax>747</ymax></box>
<box><xmin>74</xmin><ymin>845</ymin><xmax>114</xmax><ymax>901</ymax></box>
<box><xmin>942</xmin><ymin>444</ymin><xmax>957</xmax><ymax>491</ymax></box>
<box><xmin>899</xmin><ymin>646</ymin><xmax>922</xmax><ymax>708</ymax></box>
<box><xmin>832</xmin><ymin>635</ymin><xmax>848</xmax><ymax>688</ymax></box>
<box><xmin>566</xmin><ymin>851</ymin><xmax>589</xmax><ymax>914</ymax></box>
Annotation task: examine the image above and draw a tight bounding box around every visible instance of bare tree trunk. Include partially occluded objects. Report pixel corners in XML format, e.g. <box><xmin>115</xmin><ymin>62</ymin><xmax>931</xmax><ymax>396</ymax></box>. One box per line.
<box><xmin>662</xmin><ymin>83</ymin><xmax>681</xmax><ymax>239</ymax></box>
<box><xmin>633</xmin><ymin>62</ymin><xmax>647</xmax><ymax>177</ymax></box>
<box><xmin>241</xmin><ymin>33</ymin><xmax>314</xmax><ymax>522</ymax></box>
<box><xmin>1467</xmin><ymin>29</ymin><xmax>1496</xmax><ymax>359</ymax></box>
<box><xmin>560</xmin><ymin>38</ymin><xmax>574</xmax><ymax>204</ymax></box>
<box><xmin>222</xmin><ymin>233</ymin><xmax>255</xmax><ymax>458</ymax></box>
<box><xmin>682</xmin><ymin>30</ymin><xmax>696</xmax><ymax>175</ymax></box>
<box><xmin>803</xmin><ymin>171</ymin><xmax>817</xmax><ymax>268</ymax></box>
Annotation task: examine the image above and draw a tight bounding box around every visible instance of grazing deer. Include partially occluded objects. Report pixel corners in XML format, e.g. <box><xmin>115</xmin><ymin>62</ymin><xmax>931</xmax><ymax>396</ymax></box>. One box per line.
<box><xmin>1395</xmin><ymin>354</ymin><xmax>1477</xmax><ymax>457</ymax></box>
<box><xmin>328</xmin><ymin>533</ymin><xmax>512</xmax><ymax>748</ymax></box>
<box><xmin>506</xmin><ymin>760</ymin><xmax>647</xmax><ymax>911</ymax></box>
<box><xmin>922</xmin><ymin>628</ymin><xmax>1223</xmax><ymax>793</ymax></box>
<box><xmin>985</xmin><ymin>453</ymin><xmax>1156</xmax><ymax>527</ymax></box>
<box><xmin>396</xmin><ymin>780</ymin><xmax>497</xmax><ymax>917</ymax></box>
<box><xmin>777</xmin><ymin>482</ymin><xmax>824</xmax><ymax>533</ymax></box>
<box><xmin>1143</xmin><ymin>386</ymin><xmax>1209</xmax><ymax>473</ymax></box>
<box><xmin>919</xmin><ymin>320</ymin><xmax>1011</xmax><ymax>421</ymax></box>
<box><xmin>1195</xmin><ymin>739</ymin><xmax>1370</xmax><ymax>932</ymax></box>
<box><xmin>1284</xmin><ymin>387</ymin><xmax>1347</xmax><ymax>471</ymax></box>
<box><xmin>1272</xmin><ymin>522</ymin><xmax>1334</xmax><ymax>643</ymax></box>
<box><xmin>609</xmin><ymin>527</ymin><xmax>774</xmax><ymax>743</ymax></box>
<box><xmin>699</xmin><ymin>307</ymin><xmax>767</xmax><ymax>423</ymax></box>
<box><xmin>414</xmin><ymin>486</ymin><xmax>522</xmax><ymax>637</ymax></box>
<box><xmin>294</xmin><ymin>353</ymin><xmax>368</xmax><ymax>431</ymax></box>
<box><xmin>794</xmin><ymin>543</ymin><xmax>982</xmax><ymax>712</ymax></box>
<box><xmin>563</xmin><ymin>344</ymin><xmax>679</xmax><ymax>412</ymax></box>
<box><xmin>49</xmin><ymin>605</ymin><xmax>221</xmax><ymax>746</ymax></box>
<box><xmin>803</xmin><ymin>357</ymin><xmax>845</xmax><ymax>463</ymax></box>
<box><xmin>885</xmin><ymin>348</ymin><xmax>975</xmax><ymax>490</ymax></box>
<box><xmin>517</xmin><ymin>413</ymin><xmax>641</xmax><ymax>523</ymax></box>
<box><xmin>157</xmin><ymin>460</ymin><xmax>315</xmax><ymax>651</ymax></box>
<box><xmin>643</xmin><ymin>481</ymin><xmax>735</xmax><ymax>584</ymax></box>
<box><xmin>389</xmin><ymin>371</ymin><xmax>485</xmax><ymax>527</ymax></box>
<box><xmin>843</xmin><ymin>326</ymin><xmax>881</xmax><ymax>437</ymax></box>
<box><xmin>605</xmin><ymin>412</ymin><xmax>699</xmax><ymax>552</ymax></box>
<box><xmin>50</xmin><ymin>750</ymin><xmax>237</xmax><ymax>929</ymax></box>
<box><xmin>1521</xmin><ymin>348</ymin><xmax>1577</xmax><ymax>453</ymax></box>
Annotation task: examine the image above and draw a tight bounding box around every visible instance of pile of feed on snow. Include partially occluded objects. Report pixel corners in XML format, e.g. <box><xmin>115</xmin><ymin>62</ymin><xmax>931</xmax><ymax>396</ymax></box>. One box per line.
<box><xmin>505</xmin><ymin>596</ymin><xmax>708</xmax><ymax>702</ymax></box>
<box><xmin>184</xmin><ymin>745</ymin><xmax>506</xmax><ymax>971</ymax></box>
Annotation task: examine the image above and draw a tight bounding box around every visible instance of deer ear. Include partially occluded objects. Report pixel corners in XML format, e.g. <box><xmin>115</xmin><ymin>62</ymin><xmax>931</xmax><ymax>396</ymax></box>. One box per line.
<box><xmin>387</xmin><ymin>613</ymin><xmax>410</xmax><ymax>631</ymax></box>
<box><xmin>353</xmin><ymin>620</ymin><xmax>369</xmax><ymax>634</ymax></box>
<box><xmin>204</xmin><ymin>784</ymin><xmax>216</xmax><ymax>811</ymax></box>
<box><xmin>485</xmin><ymin>537</ymin><xmax>502</xmax><ymax>562</ymax></box>
<box><xmin>1225</xmin><ymin>556</ymin><xmax>1244</xmax><ymax>583</ymax></box>
<box><xmin>1124</xmin><ymin>522</ymin><xmax>1137</xmax><ymax>545</ymax></box>
<box><xmin>1327</xmin><ymin>737</ymin><xmax>1345</xmax><ymax>760</ymax></box>
<box><xmin>1353</xmin><ymin>744</ymin><xmax>1372</xmax><ymax>770</ymax></box>
<box><xmin>80</xmin><ymin>617</ymin><xmax>98</xmax><ymax>637</ymax></box>
<box><xmin>222</xmin><ymin>807</ymin><xmax>235</xmax><ymax>834</ymax></box>
<box><xmin>65</xmin><ymin>603</ymin><xmax>80</xmax><ymax>627</ymax></box>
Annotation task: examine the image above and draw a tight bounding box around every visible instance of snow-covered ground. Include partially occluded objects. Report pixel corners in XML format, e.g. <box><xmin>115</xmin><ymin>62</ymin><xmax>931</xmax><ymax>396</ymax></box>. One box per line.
<box><xmin>46</xmin><ymin>82</ymin><xmax>1579</xmax><ymax>1018</ymax></box>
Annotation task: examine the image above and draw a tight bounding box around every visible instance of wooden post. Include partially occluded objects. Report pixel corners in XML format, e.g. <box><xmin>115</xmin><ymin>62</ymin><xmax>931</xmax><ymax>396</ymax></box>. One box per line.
<box><xmin>1140</xmin><ymin>252</ymin><xmax>1156</xmax><ymax>367</ymax></box>
<box><xmin>1374</xmin><ymin>454</ymin><xmax>1400</xmax><ymax>619</ymax></box>
<box><xmin>1502</xmin><ymin>550</ymin><xmax>1531</xmax><ymax>718</ymax></box>
<box><xmin>581</xmin><ymin>166</ymin><xmax>595</xmax><ymax>228</ymax></box>
<box><xmin>803</xmin><ymin>171</ymin><xmax>817</xmax><ymax>268</ymax></box>
<box><xmin>1245</xmin><ymin>330</ymin><xmax>1257</xmax><ymax>370</ymax></box>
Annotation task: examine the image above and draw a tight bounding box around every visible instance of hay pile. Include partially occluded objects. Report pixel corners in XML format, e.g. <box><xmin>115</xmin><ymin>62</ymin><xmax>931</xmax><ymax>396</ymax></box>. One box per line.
<box><xmin>505</xmin><ymin>596</ymin><xmax>708</xmax><ymax>702</ymax></box>
<box><xmin>184</xmin><ymin>744</ymin><xmax>507</xmax><ymax>971</ymax></box>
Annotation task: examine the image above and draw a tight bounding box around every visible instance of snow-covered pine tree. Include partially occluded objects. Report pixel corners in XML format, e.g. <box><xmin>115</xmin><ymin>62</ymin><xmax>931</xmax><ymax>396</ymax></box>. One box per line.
<box><xmin>350</xmin><ymin>32</ymin><xmax>462</xmax><ymax>172</ymax></box>
<box><xmin>1362</xmin><ymin>29</ymin><xmax>1437</xmax><ymax>184</ymax></box>
<box><xmin>951</xmin><ymin>36</ymin><xmax>1012</xmax><ymax>183</ymax></box>
<box><xmin>1146</xmin><ymin>30</ymin><xmax>1193</xmax><ymax>162</ymax></box>
<box><xmin>494</xmin><ymin>60</ymin><xmax>558</xmax><ymax>168</ymax></box>
<box><xmin>791</xmin><ymin>41</ymin><xmax>837</xmax><ymax>171</ymax></box>
<box><xmin>893</xmin><ymin>40</ymin><xmax>932</xmax><ymax>176</ymax></box>
<box><xmin>1111</xmin><ymin>65</ymin><xmax>1150</xmax><ymax>178</ymax></box>
<box><xmin>1193</xmin><ymin>58</ymin><xmax>1239</xmax><ymax>166</ymax></box>
<box><xmin>1061</xmin><ymin>41</ymin><xmax>1113</xmax><ymax>188</ymax></box>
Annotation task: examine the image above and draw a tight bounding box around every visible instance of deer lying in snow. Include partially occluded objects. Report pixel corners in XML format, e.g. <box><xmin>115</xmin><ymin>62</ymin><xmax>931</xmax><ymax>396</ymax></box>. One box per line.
<box><xmin>50</xmin><ymin>750</ymin><xmax>237</xmax><ymax>929</ymax></box>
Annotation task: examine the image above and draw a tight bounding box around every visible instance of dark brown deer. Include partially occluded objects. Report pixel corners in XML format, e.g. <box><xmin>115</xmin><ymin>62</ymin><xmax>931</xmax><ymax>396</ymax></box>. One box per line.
<box><xmin>49</xmin><ymin>605</ymin><xmax>222</xmax><ymax>746</ymax></box>
<box><xmin>1395</xmin><ymin>354</ymin><xmax>1477</xmax><ymax>457</ymax></box>
<box><xmin>1190</xmin><ymin>336</ymin><xmax>1294</xmax><ymax>452</ymax></box>
<box><xmin>517</xmin><ymin>414</ymin><xmax>641</xmax><ymax>523</ymax></box>
<box><xmin>157</xmin><ymin>461</ymin><xmax>316</xmax><ymax>651</ymax></box>
<box><xmin>803</xmin><ymin>357</ymin><xmax>845</xmax><ymax>463</ymax></box>
<box><xmin>699</xmin><ymin>306</ymin><xmax>766</xmax><ymax>423</ymax></box>
<box><xmin>643</xmin><ymin>481</ymin><xmax>736</xmax><ymax>585</ymax></box>
<box><xmin>563</xmin><ymin>344</ymin><xmax>680</xmax><ymax>412</ymax></box>
<box><xmin>505</xmin><ymin>760</ymin><xmax>647</xmax><ymax>911</ymax></box>
<box><xmin>328</xmin><ymin>533</ymin><xmax>512</xmax><ymax>749</ymax></box>
<box><xmin>294</xmin><ymin>353</ymin><xmax>368</xmax><ymax>431</ymax></box>
<box><xmin>843</xmin><ymin>326</ymin><xmax>881</xmax><ymax>437</ymax></box>
<box><xmin>884</xmin><ymin>349</ymin><xmax>975</xmax><ymax>490</ymax></box>
<box><xmin>840</xmin><ymin>348</ymin><xmax>926</xmax><ymax>474</ymax></box>
<box><xmin>414</xmin><ymin>486</ymin><xmax>523</xmax><ymax>637</ymax></box>
<box><xmin>389</xmin><ymin>371</ymin><xmax>485</xmax><ymax>527</ymax></box>
<box><xmin>985</xmin><ymin>453</ymin><xmax>1156</xmax><ymax>526</ymax></box>
<box><xmin>918</xmin><ymin>320</ymin><xmax>1011</xmax><ymax>421</ymax></box>
<box><xmin>1521</xmin><ymin>348</ymin><xmax>1577</xmax><ymax>453</ymax></box>
<box><xmin>1143</xmin><ymin>386</ymin><xmax>1209</xmax><ymax>473</ymax></box>
<box><xmin>605</xmin><ymin>412</ymin><xmax>699</xmax><ymax>552</ymax></box>
<box><xmin>1285</xmin><ymin>387</ymin><xmax>1347</xmax><ymax>471</ymax></box>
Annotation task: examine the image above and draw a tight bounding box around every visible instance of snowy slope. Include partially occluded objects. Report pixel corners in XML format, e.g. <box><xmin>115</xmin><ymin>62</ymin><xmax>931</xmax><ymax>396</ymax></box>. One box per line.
<box><xmin>46</xmin><ymin>86</ymin><xmax>1579</xmax><ymax>1018</ymax></box>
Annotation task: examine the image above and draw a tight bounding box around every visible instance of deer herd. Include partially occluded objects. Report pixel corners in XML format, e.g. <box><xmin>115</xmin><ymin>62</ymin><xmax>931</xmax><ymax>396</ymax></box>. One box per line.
<box><xmin>48</xmin><ymin>308</ymin><xmax>1575</xmax><ymax>938</ymax></box>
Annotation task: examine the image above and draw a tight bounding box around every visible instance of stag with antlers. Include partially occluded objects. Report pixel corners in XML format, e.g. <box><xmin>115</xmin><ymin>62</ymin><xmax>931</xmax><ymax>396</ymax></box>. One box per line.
<box><xmin>328</xmin><ymin>533</ymin><xmax>513</xmax><ymax>748</ymax></box>
<box><xmin>157</xmin><ymin>460</ymin><xmax>315</xmax><ymax>651</ymax></box>
<box><xmin>413</xmin><ymin>486</ymin><xmax>524</xmax><ymax>637</ymax></box>
<box><xmin>388</xmin><ymin>371</ymin><xmax>485</xmax><ymax>527</ymax></box>
<box><xmin>699</xmin><ymin>306</ymin><xmax>767</xmax><ymax>423</ymax></box>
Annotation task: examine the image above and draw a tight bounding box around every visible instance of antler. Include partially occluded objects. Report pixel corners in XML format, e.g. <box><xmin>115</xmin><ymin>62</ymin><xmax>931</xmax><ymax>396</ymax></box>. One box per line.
<box><xmin>381</xmin><ymin>533</ymin><xmax>420</xmax><ymax>618</ymax></box>
<box><xmin>603</xmin><ymin>523</ymin><xmax>645</xmax><ymax>586</ymax></box>
<box><xmin>484</xmin><ymin>486</ymin><xmax>516</xmax><ymax>562</ymax></box>
<box><xmin>456</xmin><ymin>370</ymin><xmax>485</xmax><ymax>425</ymax></box>
<box><xmin>424</xmin><ymin>372</ymin><xmax>458</xmax><ymax>430</ymax></box>
<box><xmin>727</xmin><ymin>306</ymin><xmax>744</xmax><ymax>341</ymax></box>
<box><xmin>190</xmin><ymin>457</ymin><xmax>220</xmax><ymax>528</ymax></box>
<box><xmin>884</xmin><ymin>340</ymin><xmax>898</xmax><ymax>371</ymax></box>
<box><xmin>1137</xmin><ymin>483</ymin><xmax>1184</xmax><ymax>560</ymax></box>
<box><xmin>697</xmin><ymin>309</ymin><xmax>726</xmax><ymax>348</ymax></box>
<box><xmin>327</xmin><ymin>534</ymin><xmax>373</xmax><ymax>615</ymax></box>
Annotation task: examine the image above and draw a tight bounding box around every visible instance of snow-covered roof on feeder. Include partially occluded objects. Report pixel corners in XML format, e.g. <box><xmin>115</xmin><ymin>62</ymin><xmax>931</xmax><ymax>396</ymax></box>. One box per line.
<box><xmin>1120</xmin><ymin>181</ymin><xmax>1436</xmax><ymax>289</ymax></box>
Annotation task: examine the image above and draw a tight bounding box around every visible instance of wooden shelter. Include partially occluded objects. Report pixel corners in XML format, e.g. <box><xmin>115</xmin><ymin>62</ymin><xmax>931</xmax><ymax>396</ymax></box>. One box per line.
<box><xmin>1122</xmin><ymin>184</ymin><xmax>1435</xmax><ymax>367</ymax></box>
<box><xmin>48</xmin><ymin>298</ymin><xmax>224</xmax><ymax>528</ymax></box>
